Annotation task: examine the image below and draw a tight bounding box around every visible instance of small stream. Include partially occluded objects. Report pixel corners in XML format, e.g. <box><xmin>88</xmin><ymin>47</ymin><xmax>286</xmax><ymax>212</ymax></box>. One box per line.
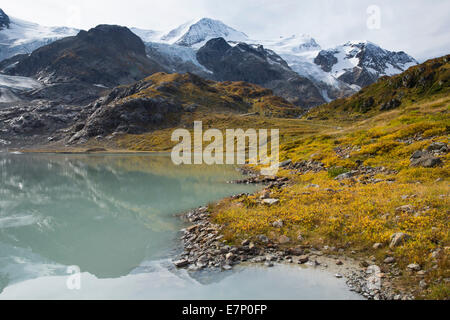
<box><xmin>0</xmin><ymin>153</ymin><xmax>361</xmax><ymax>299</ymax></box>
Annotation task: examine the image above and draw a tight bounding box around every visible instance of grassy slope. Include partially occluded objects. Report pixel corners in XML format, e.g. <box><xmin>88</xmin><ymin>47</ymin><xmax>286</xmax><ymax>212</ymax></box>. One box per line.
<box><xmin>209</xmin><ymin>55</ymin><xmax>450</xmax><ymax>299</ymax></box>
<box><xmin>109</xmin><ymin>72</ymin><xmax>306</xmax><ymax>151</ymax></box>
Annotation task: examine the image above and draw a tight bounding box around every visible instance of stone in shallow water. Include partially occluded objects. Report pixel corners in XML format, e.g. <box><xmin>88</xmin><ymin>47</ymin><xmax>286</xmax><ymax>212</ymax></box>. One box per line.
<box><xmin>298</xmin><ymin>255</ymin><xmax>309</xmax><ymax>264</ymax></box>
<box><xmin>173</xmin><ymin>259</ymin><xmax>189</xmax><ymax>268</ymax></box>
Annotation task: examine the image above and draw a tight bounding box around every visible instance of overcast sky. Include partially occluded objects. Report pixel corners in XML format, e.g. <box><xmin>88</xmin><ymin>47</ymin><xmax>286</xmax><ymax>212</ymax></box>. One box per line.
<box><xmin>2</xmin><ymin>0</ymin><xmax>449</xmax><ymax>61</ymax></box>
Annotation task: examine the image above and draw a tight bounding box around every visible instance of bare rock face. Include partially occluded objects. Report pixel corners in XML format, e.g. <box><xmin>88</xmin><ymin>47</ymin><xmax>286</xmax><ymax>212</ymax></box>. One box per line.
<box><xmin>410</xmin><ymin>143</ymin><xmax>447</xmax><ymax>168</ymax></box>
<box><xmin>0</xmin><ymin>100</ymin><xmax>85</xmax><ymax>148</ymax></box>
<box><xmin>69</xmin><ymin>95</ymin><xmax>182</xmax><ymax>144</ymax></box>
<box><xmin>314</xmin><ymin>50</ymin><xmax>338</xmax><ymax>73</ymax></box>
<box><xmin>410</xmin><ymin>156</ymin><xmax>443</xmax><ymax>168</ymax></box>
<box><xmin>0</xmin><ymin>8</ymin><xmax>10</xmax><ymax>30</ymax></box>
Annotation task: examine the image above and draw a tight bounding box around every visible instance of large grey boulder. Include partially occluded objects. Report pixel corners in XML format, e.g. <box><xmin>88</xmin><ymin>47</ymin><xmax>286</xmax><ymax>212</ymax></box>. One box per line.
<box><xmin>410</xmin><ymin>147</ymin><xmax>444</xmax><ymax>168</ymax></box>
<box><xmin>390</xmin><ymin>232</ymin><xmax>411</xmax><ymax>249</ymax></box>
<box><xmin>427</xmin><ymin>142</ymin><xmax>448</xmax><ymax>153</ymax></box>
<box><xmin>410</xmin><ymin>154</ymin><xmax>443</xmax><ymax>168</ymax></box>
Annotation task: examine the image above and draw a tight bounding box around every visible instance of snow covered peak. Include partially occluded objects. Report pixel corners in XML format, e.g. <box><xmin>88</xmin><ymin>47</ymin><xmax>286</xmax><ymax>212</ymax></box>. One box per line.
<box><xmin>344</xmin><ymin>40</ymin><xmax>376</xmax><ymax>46</ymax></box>
<box><xmin>129</xmin><ymin>27</ymin><xmax>163</xmax><ymax>43</ymax></box>
<box><xmin>0</xmin><ymin>8</ymin><xmax>10</xmax><ymax>30</ymax></box>
<box><xmin>162</xmin><ymin>17</ymin><xmax>248</xmax><ymax>48</ymax></box>
<box><xmin>314</xmin><ymin>40</ymin><xmax>418</xmax><ymax>87</ymax></box>
<box><xmin>257</xmin><ymin>34</ymin><xmax>321</xmax><ymax>55</ymax></box>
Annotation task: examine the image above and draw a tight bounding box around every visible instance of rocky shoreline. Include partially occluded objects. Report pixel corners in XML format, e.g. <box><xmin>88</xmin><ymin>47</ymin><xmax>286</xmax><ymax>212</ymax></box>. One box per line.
<box><xmin>174</xmin><ymin>206</ymin><xmax>415</xmax><ymax>300</ymax></box>
<box><xmin>170</xmin><ymin>156</ymin><xmax>446</xmax><ymax>300</ymax></box>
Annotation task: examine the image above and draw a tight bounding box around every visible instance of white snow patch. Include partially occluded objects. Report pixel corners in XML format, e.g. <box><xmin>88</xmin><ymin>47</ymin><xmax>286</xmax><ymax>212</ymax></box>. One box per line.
<box><xmin>0</xmin><ymin>74</ymin><xmax>42</xmax><ymax>91</ymax></box>
<box><xmin>93</xmin><ymin>84</ymin><xmax>108</xmax><ymax>89</ymax></box>
<box><xmin>0</xmin><ymin>16</ymin><xmax>78</xmax><ymax>61</ymax></box>
<box><xmin>132</xmin><ymin>18</ymin><xmax>247</xmax><ymax>48</ymax></box>
<box><xmin>146</xmin><ymin>42</ymin><xmax>212</xmax><ymax>73</ymax></box>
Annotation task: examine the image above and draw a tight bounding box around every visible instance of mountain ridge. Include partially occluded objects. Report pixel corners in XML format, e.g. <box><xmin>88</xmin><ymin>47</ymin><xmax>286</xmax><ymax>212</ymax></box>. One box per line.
<box><xmin>314</xmin><ymin>41</ymin><xmax>418</xmax><ymax>88</ymax></box>
<box><xmin>129</xmin><ymin>17</ymin><xmax>418</xmax><ymax>102</ymax></box>
<box><xmin>0</xmin><ymin>10</ymin><xmax>417</xmax><ymax>107</ymax></box>
<box><xmin>196</xmin><ymin>37</ymin><xmax>326</xmax><ymax>107</ymax></box>
<box><xmin>308</xmin><ymin>54</ymin><xmax>449</xmax><ymax>119</ymax></box>
<box><xmin>0</xmin><ymin>8</ymin><xmax>10</xmax><ymax>30</ymax></box>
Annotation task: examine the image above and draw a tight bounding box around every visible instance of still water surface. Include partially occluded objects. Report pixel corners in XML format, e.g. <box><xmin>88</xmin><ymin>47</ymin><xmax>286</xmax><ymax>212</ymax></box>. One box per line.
<box><xmin>0</xmin><ymin>153</ymin><xmax>361</xmax><ymax>299</ymax></box>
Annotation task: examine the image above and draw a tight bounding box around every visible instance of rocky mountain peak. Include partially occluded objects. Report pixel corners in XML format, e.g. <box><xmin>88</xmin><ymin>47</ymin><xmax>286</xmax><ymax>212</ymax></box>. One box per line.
<box><xmin>77</xmin><ymin>24</ymin><xmax>147</xmax><ymax>56</ymax></box>
<box><xmin>196</xmin><ymin>37</ymin><xmax>325</xmax><ymax>108</ymax></box>
<box><xmin>285</xmin><ymin>34</ymin><xmax>321</xmax><ymax>52</ymax></box>
<box><xmin>314</xmin><ymin>40</ymin><xmax>418</xmax><ymax>88</ymax></box>
<box><xmin>0</xmin><ymin>8</ymin><xmax>10</xmax><ymax>30</ymax></box>
<box><xmin>165</xmin><ymin>17</ymin><xmax>248</xmax><ymax>47</ymax></box>
<box><xmin>2</xmin><ymin>23</ymin><xmax>165</xmax><ymax>97</ymax></box>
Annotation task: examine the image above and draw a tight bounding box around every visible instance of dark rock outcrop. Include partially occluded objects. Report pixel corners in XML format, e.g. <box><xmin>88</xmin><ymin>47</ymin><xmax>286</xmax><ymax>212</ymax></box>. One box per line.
<box><xmin>410</xmin><ymin>143</ymin><xmax>448</xmax><ymax>168</ymax></box>
<box><xmin>380</xmin><ymin>98</ymin><xmax>402</xmax><ymax>111</ymax></box>
<box><xmin>314</xmin><ymin>42</ymin><xmax>418</xmax><ymax>88</ymax></box>
<box><xmin>2</xmin><ymin>25</ymin><xmax>166</xmax><ymax>104</ymax></box>
<box><xmin>314</xmin><ymin>50</ymin><xmax>338</xmax><ymax>73</ymax></box>
<box><xmin>69</xmin><ymin>96</ymin><xmax>182</xmax><ymax>143</ymax></box>
<box><xmin>338</xmin><ymin>66</ymin><xmax>379</xmax><ymax>89</ymax></box>
<box><xmin>0</xmin><ymin>9</ymin><xmax>10</xmax><ymax>30</ymax></box>
<box><xmin>0</xmin><ymin>100</ymin><xmax>86</xmax><ymax>148</ymax></box>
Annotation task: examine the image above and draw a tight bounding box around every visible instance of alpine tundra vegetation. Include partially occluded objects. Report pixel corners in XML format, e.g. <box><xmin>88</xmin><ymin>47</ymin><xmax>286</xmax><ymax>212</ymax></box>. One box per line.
<box><xmin>208</xmin><ymin>55</ymin><xmax>450</xmax><ymax>300</ymax></box>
